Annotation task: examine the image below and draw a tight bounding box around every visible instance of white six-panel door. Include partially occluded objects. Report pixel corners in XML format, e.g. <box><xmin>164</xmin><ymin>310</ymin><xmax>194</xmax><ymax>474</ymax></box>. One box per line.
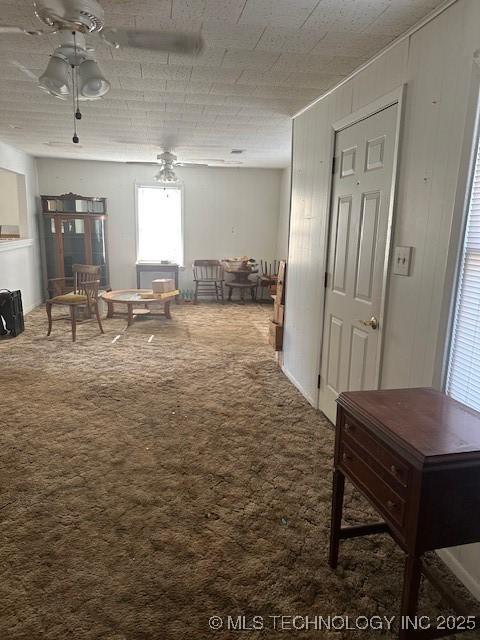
<box><xmin>319</xmin><ymin>104</ymin><xmax>398</xmax><ymax>422</ymax></box>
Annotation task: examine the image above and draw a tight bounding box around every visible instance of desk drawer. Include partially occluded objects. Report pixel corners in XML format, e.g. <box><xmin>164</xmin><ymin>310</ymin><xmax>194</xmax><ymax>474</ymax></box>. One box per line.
<box><xmin>342</xmin><ymin>416</ymin><xmax>410</xmax><ymax>492</ymax></box>
<box><xmin>340</xmin><ymin>441</ymin><xmax>406</xmax><ymax>530</ymax></box>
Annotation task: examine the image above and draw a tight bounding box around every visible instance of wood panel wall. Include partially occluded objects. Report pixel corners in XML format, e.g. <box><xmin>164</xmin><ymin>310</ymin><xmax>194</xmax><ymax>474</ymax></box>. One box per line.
<box><xmin>284</xmin><ymin>0</ymin><xmax>480</xmax><ymax>597</ymax></box>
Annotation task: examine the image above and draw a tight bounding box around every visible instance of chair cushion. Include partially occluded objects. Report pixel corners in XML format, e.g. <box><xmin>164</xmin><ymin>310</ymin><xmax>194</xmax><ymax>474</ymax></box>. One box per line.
<box><xmin>51</xmin><ymin>293</ymin><xmax>88</xmax><ymax>304</ymax></box>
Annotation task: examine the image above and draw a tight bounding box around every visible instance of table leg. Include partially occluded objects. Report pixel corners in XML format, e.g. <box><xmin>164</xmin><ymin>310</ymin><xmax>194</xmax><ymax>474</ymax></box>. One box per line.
<box><xmin>329</xmin><ymin>469</ymin><xmax>345</xmax><ymax>569</ymax></box>
<box><xmin>106</xmin><ymin>301</ymin><xmax>114</xmax><ymax>319</ymax></box>
<box><xmin>175</xmin><ymin>269</ymin><xmax>179</xmax><ymax>304</ymax></box>
<box><xmin>127</xmin><ymin>303</ymin><xmax>134</xmax><ymax>326</ymax></box>
<box><xmin>46</xmin><ymin>302</ymin><xmax>53</xmax><ymax>336</ymax></box>
<box><xmin>70</xmin><ymin>305</ymin><xmax>77</xmax><ymax>342</ymax></box>
<box><xmin>399</xmin><ymin>555</ymin><xmax>422</xmax><ymax>640</ymax></box>
<box><xmin>228</xmin><ymin>287</ymin><xmax>233</xmax><ymax>302</ymax></box>
<box><xmin>164</xmin><ymin>300</ymin><xmax>171</xmax><ymax>319</ymax></box>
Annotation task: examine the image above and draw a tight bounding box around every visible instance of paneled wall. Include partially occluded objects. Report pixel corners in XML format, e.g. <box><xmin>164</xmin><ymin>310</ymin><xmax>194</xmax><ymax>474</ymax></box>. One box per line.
<box><xmin>284</xmin><ymin>0</ymin><xmax>480</xmax><ymax>596</ymax></box>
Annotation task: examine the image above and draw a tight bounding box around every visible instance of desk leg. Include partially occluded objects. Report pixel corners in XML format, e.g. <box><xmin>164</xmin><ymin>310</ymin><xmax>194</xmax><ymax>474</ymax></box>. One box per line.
<box><xmin>164</xmin><ymin>300</ymin><xmax>171</xmax><ymax>319</ymax></box>
<box><xmin>106</xmin><ymin>301</ymin><xmax>114</xmax><ymax>319</ymax></box>
<box><xmin>127</xmin><ymin>304</ymin><xmax>134</xmax><ymax>326</ymax></box>
<box><xmin>399</xmin><ymin>555</ymin><xmax>422</xmax><ymax>640</ymax></box>
<box><xmin>329</xmin><ymin>469</ymin><xmax>345</xmax><ymax>569</ymax></box>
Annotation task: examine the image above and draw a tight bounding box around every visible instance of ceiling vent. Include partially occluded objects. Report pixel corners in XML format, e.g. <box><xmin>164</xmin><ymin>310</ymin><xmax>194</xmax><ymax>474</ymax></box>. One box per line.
<box><xmin>231</xmin><ymin>149</ymin><xmax>245</xmax><ymax>154</ymax></box>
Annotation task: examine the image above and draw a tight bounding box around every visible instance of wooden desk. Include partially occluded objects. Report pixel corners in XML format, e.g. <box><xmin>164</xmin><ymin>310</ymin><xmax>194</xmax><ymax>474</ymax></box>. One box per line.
<box><xmin>329</xmin><ymin>388</ymin><xmax>480</xmax><ymax>640</ymax></box>
<box><xmin>136</xmin><ymin>263</ymin><xmax>179</xmax><ymax>303</ymax></box>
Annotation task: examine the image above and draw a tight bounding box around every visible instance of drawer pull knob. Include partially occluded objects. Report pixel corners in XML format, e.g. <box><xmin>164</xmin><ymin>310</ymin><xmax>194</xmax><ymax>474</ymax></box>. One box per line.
<box><xmin>342</xmin><ymin>452</ymin><xmax>351</xmax><ymax>463</ymax></box>
<box><xmin>390</xmin><ymin>465</ymin><xmax>400</xmax><ymax>476</ymax></box>
<box><xmin>345</xmin><ymin>423</ymin><xmax>355</xmax><ymax>432</ymax></box>
<box><xmin>387</xmin><ymin>500</ymin><xmax>396</xmax><ymax>511</ymax></box>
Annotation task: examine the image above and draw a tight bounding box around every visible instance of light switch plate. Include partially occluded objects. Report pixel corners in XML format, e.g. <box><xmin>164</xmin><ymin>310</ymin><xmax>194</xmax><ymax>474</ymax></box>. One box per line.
<box><xmin>393</xmin><ymin>246</ymin><xmax>413</xmax><ymax>276</ymax></box>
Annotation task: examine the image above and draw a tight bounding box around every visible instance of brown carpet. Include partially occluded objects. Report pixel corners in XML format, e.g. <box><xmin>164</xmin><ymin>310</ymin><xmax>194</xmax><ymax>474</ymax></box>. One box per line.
<box><xmin>0</xmin><ymin>303</ymin><xmax>477</xmax><ymax>639</ymax></box>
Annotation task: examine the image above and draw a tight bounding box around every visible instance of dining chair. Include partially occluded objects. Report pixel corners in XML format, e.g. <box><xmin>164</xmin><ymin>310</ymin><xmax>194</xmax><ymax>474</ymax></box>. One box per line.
<box><xmin>192</xmin><ymin>260</ymin><xmax>225</xmax><ymax>303</ymax></box>
<box><xmin>46</xmin><ymin>264</ymin><xmax>104</xmax><ymax>342</ymax></box>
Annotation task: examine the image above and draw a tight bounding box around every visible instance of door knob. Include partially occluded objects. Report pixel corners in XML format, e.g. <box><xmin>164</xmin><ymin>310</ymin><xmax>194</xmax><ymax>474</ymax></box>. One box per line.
<box><xmin>359</xmin><ymin>316</ymin><xmax>379</xmax><ymax>330</ymax></box>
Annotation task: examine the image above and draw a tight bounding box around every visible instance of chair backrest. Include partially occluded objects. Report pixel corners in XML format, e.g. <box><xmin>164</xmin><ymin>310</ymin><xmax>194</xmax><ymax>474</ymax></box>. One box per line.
<box><xmin>81</xmin><ymin>279</ymin><xmax>101</xmax><ymax>303</ymax></box>
<box><xmin>73</xmin><ymin>264</ymin><xmax>101</xmax><ymax>295</ymax></box>
<box><xmin>193</xmin><ymin>259</ymin><xmax>224</xmax><ymax>281</ymax></box>
<box><xmin>259</xmin><ymin>259</ymin><xmax>280</xmax><ymax>277</ymax></box>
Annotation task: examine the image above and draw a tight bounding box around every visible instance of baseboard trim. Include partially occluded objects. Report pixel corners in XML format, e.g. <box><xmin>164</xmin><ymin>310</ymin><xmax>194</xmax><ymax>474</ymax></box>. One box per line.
<box><xmin>281</xmin><ymin>363</ymin><xmax>318</xmax><ymax>407</ymax></box>
<box><xmin>24</xmin><ymin>300</ymin><xmax>42</xmax><ymax>314</ymax></box>
<box><xmin>437</xmin><ymin>548</ymin><xmax>480</xmax><ymax>602</ymax></box>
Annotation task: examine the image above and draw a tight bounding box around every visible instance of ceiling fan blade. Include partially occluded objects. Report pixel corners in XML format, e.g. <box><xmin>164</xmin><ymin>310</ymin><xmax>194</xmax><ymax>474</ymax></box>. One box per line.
<box><xmin>0</xmin><ymin>25</ymin><xmax>45</xmax><ymax>36</ymax></box>
<box><xmin>101</xmin><ymin>29</ymin><xmax>204</xmax><ymax>55</ymax></box>
<box><xmin>10</xmin><ymin>60</ymin><xmax>38</xmax><ymax>81</ymax></box>
<box><xmin>126</xmin><ymin>161</ymin><xmax>161</xmax><ymax>166</ymax></box>
<box><xmin>176</xmin><ymin>162</ymin><xmax>209</xmax><ymax>168</ymax></box>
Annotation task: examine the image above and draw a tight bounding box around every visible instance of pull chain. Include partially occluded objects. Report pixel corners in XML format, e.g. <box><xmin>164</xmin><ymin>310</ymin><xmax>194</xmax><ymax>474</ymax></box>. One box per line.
<box><xmin>71</xmin><ymin>64</ymin><xmax>79</xmax><ymax>143</ymax></box>
<box><xmin>72</xmin><ymin>31</ymin><xmax>82</xmax><ymax>144</ymax></box>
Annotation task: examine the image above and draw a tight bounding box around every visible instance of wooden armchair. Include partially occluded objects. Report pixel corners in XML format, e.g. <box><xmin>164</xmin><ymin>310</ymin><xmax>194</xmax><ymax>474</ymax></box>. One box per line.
<box><xmin>193</xmin><ymin>260</ymin><xmax>225</xmax><ymax>303</ymax></box>
<box><xmin>46</xmin><ymin>264</ymin><xmax>104</xmax><ymax>342</ymax></box>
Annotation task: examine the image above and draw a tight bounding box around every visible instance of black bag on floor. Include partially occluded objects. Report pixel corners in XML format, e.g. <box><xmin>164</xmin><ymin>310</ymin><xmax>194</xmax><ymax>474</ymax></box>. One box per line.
<box><xmin>0</xmin><ymin>289</ymin><xmax>24</xmax><ymax>337</ymax></box>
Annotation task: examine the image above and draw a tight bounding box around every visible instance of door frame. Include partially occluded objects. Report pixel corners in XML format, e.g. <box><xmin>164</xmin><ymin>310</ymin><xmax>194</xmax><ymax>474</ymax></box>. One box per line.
<box><xmin>317</xmin><ymin>85</ymin><xmax>406</xmax><ymax>412</ymax></box>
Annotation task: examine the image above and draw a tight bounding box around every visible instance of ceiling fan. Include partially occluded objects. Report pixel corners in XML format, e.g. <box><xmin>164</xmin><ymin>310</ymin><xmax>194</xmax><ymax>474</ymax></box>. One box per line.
<box><xmin>129</xmin><ymin>152</ymin><xmax>209</xmax><ymax>168</ymax></box>
<box><xmin>0</xmin><ymin>0</ymin><xmax>204</xmax><ymax>142</ymax></box>
<box><xmin>127</xmin><ymin>152</ymin><xmax>244</xmax><ymax>182</ymax></box>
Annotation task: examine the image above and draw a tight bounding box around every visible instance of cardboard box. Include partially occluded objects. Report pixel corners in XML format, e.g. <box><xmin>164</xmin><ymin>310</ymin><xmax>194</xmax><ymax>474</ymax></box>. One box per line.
<box><xmin>139</xmin><ymin>289</ymin><xmax>179</xmax><ymax>300</ymax></box>
<box><xmin>269</xmin><ymin>321</ymin><xmax>284</xmax><ymax>351</ymax></box>
<box><xmin>152</xmin><ymin>278</ymin><xmax>175</xmax><ymax>293</ymax></box>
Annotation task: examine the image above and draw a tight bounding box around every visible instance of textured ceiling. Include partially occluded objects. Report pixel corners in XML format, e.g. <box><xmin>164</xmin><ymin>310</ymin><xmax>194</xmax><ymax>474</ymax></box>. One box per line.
<box><xmin>0</xmin><ymin>0</ymin><xmax>445</xmax><ymax>167</ymax></box>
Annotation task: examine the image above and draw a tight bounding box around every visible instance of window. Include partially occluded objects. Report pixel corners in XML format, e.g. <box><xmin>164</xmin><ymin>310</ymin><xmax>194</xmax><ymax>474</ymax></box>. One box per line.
<box><xmin>136</xmin><ymin>185</ymin><xmax>183</xmax><ymax>265</ymax></box>
<box><xmin>447</xmin><ymin>126</ymin><xmax>480</xmax><ymax>410</ymax></box>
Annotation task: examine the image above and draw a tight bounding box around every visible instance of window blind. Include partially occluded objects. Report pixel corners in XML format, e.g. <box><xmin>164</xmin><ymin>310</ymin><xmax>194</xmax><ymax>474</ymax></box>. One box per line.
<box><xmin>447</xmin><ymin>139</ymin><xmax>480</xmax><ymax>411</ymax></box>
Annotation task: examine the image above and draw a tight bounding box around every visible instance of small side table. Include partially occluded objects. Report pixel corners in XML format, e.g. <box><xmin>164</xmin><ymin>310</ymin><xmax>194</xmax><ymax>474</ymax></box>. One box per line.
<box><xmin>224</xmin><ymin>267</ymin><xmax>258</xmax><ymax>304</ymax></box>
<box><xmin>330</xmin><ymin>388</ymin><xmax>480</xmax><ymax>640</ymax></box>
<box><xmin>136</xmin><ymin>263</ymin><xmax>179</xmax><ymax>303</ymax></box>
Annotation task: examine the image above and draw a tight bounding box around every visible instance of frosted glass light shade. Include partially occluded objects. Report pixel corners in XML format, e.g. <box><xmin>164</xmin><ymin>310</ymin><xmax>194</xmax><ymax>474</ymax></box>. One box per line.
<box><xmin>79</xmin><ymin>60</ymin><xmax>110</xmax><ymax>98</ymax></box>
<box><xmin>39</xmin><ymin>55</ymin><xmax>70</xmax><ymax>98</ymax></box>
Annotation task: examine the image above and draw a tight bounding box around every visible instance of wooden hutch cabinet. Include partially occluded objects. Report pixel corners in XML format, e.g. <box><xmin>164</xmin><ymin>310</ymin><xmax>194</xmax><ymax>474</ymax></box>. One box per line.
<box><xmin>39</xmin><ymin>193</ymin><xmax>110</xmax><ymax>299</ymax></box>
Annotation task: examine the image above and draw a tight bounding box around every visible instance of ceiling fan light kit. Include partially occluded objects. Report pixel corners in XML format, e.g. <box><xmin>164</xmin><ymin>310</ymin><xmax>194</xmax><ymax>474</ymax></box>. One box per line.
<box><xmin>38</xmin><ymin>31</ymin><xmax>109</xmax><ymax>101</ymax></box>
<box><xmin>155</xmin><ymin>167</ymin><xmax>180</xmax><ymax>185</ymax></box>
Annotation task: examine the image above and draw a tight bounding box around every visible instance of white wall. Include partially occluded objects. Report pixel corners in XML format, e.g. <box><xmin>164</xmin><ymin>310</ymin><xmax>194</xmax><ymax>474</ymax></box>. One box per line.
<box><xmin>276</xmin><ymin>167</ymin><xmax>291</xmax><ymax>261</ymax></box>
<box><xmin>36</xmin><ymin>159</ymin><xmax>283</xmax><ymax>293</ymax></box>
<box><xmin>0</xmin><ymin>140</ymin><xmax>41</xmax><ymax>312</ymax></box>
<box><xmin>284</xmin><ymin>0</ymin><xmax>480</xmax><ymax>598</ymax></box>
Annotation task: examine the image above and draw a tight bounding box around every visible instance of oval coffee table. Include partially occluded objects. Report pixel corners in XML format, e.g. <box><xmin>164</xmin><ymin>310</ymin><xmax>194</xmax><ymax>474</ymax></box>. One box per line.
<box><xmin>102</xmin><ymin>289</ymin><xmax>178</xmax><ymax>326</ymax></box>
